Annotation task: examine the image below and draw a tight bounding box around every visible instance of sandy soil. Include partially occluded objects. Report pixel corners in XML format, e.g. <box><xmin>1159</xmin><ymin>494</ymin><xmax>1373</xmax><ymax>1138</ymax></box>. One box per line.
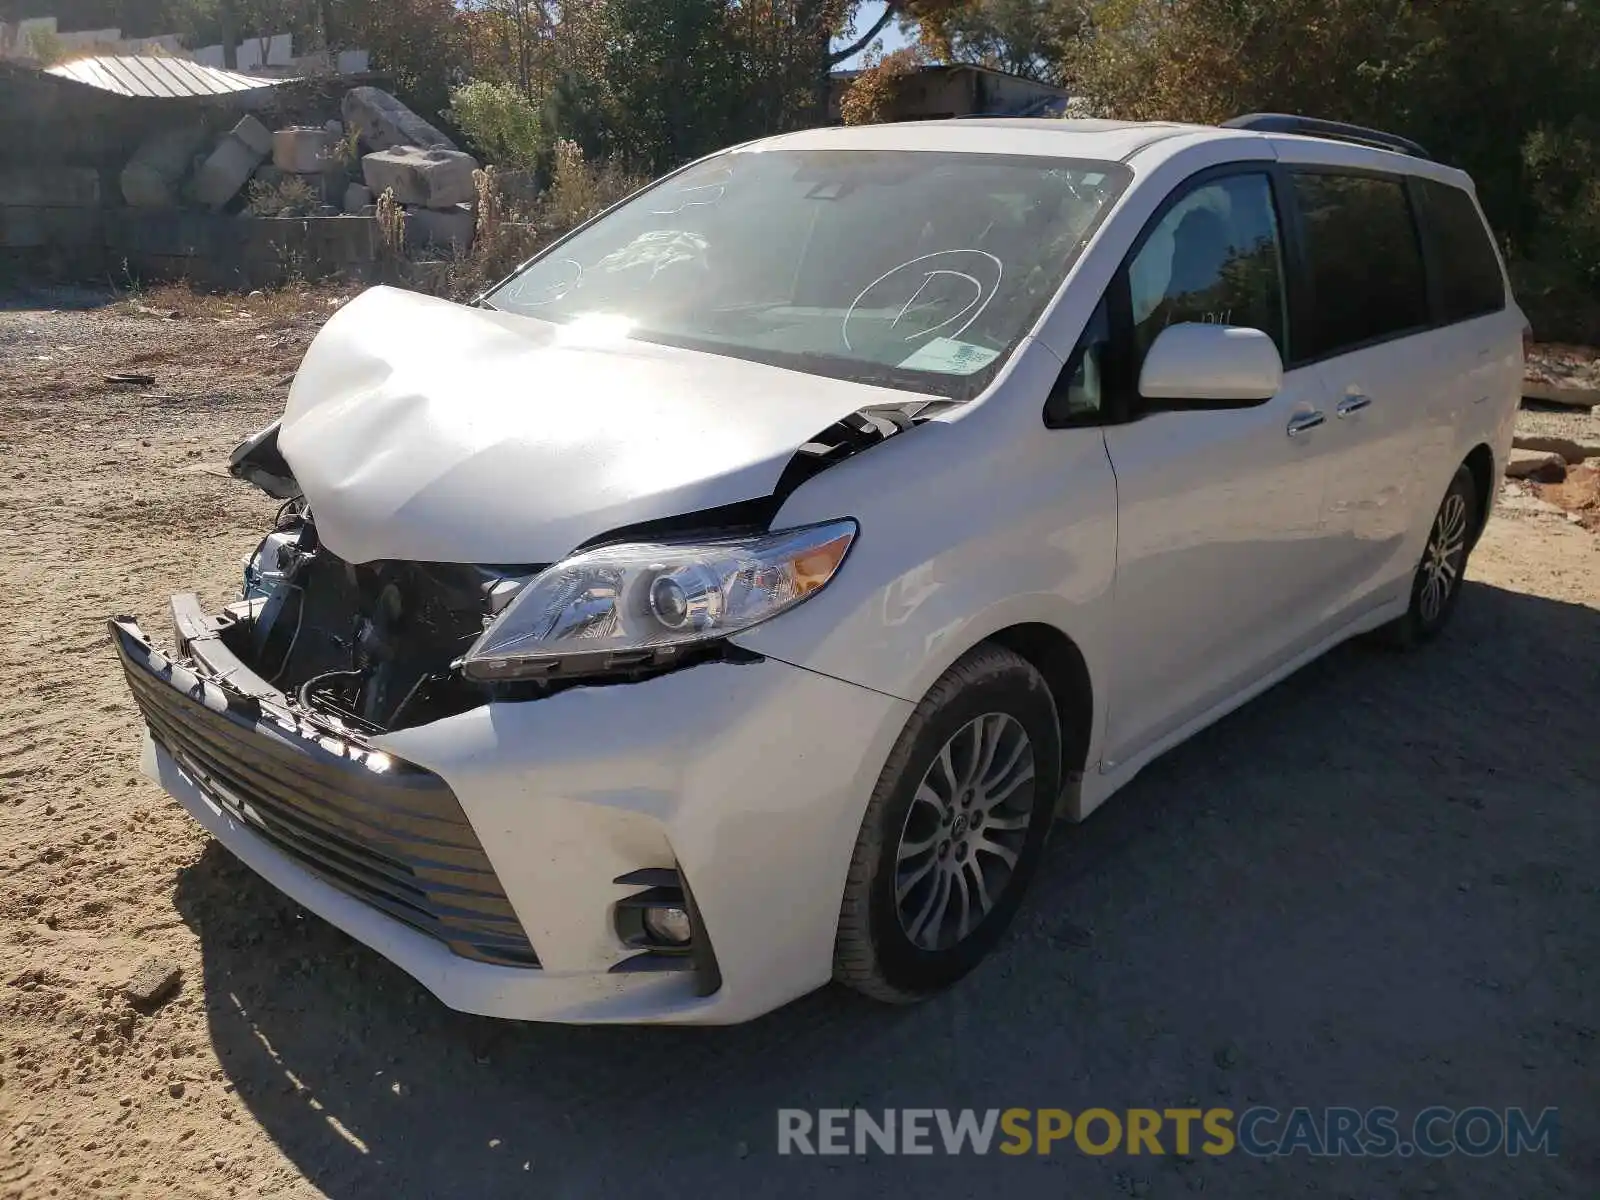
<box><xmin>1</xmin><ymin>289</ymin><xmax>1596</xmax><ymax>1199</ymax></box>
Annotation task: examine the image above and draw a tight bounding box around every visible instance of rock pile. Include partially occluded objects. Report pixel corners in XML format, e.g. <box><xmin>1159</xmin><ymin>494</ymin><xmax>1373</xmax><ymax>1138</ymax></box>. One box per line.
<box><xmin>343</xmin><ymin>87</ymin><xmax>478</xmax><ymax>251</ymax></box>
<box><xmin>114</xmin><ymin>85</ymin><xmax>481</xmax><ymax>249</ymax></box>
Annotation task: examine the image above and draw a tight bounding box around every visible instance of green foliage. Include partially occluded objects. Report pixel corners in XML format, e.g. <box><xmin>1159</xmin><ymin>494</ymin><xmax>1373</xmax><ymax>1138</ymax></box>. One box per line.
<box><xmin>541</xmin><ymin>70</ymin><xmax>612</xmax><ymax>164</ymax></box>
<box><xmin>1523</xmin><ymin>123</ymin><xmax>1600</xmax><ymax>293</ymax></box>
<box><xmin>447</xmin><ymin>80</ymin><xmax>547</xmax><ymax>169</ymax></box>
<box><xmin>594</xmin><ymin>0</ymin><xmax>751</xmax><ymax>173</ymax></box>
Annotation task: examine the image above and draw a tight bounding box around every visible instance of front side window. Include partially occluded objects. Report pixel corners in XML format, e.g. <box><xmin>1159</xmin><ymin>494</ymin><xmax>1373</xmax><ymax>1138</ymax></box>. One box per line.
<box><xmin>1126</xmin><ymin>173</ymin><xmax>1288</xmax><ymax>377</ymax></box>
<box><xmin>1046</xmin><ymin>297</ymin><xmax>1110</xmax><ymax>425</ymax></box>
<box><xmin>485</xmin><ymin>150</ymin><xmax>1130</xmax><ymax>399</ymax></box>
<box><xmin>1417</xmin><ymin>178</ymin><xmax>1506</xmax><ymax>323</ymax></box>
<box><xmin>1293</xmin><ymin>172</ymin><xmax>1429</xmax><ymax>357</ymax></box>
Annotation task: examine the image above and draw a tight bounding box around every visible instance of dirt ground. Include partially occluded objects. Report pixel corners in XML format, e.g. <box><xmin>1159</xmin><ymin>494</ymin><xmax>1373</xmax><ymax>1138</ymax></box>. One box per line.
<box><xmin>1</xmin><ymin>287</ymin><xmax>1596</xmax><ymax>1199</ymax></box>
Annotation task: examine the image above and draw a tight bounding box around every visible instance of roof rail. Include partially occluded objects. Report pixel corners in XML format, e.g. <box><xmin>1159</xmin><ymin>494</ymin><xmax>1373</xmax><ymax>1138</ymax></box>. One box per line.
<box><xmin>1221</xmin><ymin>113</ymin><xmax>1430</xmax><ymax>160</ymax></box>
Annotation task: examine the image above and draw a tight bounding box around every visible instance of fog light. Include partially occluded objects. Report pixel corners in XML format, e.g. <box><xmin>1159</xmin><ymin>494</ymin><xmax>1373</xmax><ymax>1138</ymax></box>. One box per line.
<box><xmin>642</xmin><ymin>905</ymin><xmax>693</xmax><ymax>946</ymax></box>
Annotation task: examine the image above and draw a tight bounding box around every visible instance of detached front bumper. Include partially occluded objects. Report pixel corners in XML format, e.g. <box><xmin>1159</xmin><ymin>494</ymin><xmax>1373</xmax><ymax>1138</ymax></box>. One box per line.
<box><xmin>114</xmin><ymin>598</ymin><xmax>910</xmax><ymax>1024</ymax></box>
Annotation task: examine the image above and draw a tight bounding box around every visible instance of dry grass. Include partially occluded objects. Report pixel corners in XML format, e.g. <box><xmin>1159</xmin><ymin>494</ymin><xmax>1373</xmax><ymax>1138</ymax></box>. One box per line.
<box><xmin>119</xmin><ymin>278</ymin><xmax>362</xmax><ymax>325</ymax></box>
<box><xmin>409</xmin><ymin>143</ymin><xmax>644</xmax><ymax>303</ymax></box>
<box><xmin>243</xmin><ymin>175</ymin><xmax>321</xmax><ymax>219</ymax></box>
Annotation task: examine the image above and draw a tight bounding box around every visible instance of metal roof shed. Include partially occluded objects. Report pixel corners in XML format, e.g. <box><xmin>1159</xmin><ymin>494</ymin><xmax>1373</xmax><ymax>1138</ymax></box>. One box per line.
<box><xmin>0</xmin><ymin>58</ymin><xmax>297</xmax><ymax>169</ymax></box>
<box><xmin>45</xmin><ymin>54</ymin><xmax>284</xmax><ymax>100</ymax></box>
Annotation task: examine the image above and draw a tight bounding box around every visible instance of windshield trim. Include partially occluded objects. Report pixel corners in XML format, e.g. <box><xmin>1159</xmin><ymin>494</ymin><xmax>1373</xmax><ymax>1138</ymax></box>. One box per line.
<box><xmin>482</xmin><ymin>149</ymin><xmax>1133</xmax><ymax>399</ymax></box>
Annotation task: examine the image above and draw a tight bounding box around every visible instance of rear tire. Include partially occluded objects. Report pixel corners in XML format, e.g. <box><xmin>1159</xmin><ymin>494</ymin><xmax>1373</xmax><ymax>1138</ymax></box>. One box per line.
<box><xmin>833</xmin><ymin>645</ymin><xmax>1061</xmax><ymax>1004</ymax></box>
<box><xmin>1375</xmin><ymin>464</ymin><xmax>1478</xmax><ymax>650</ymax></box>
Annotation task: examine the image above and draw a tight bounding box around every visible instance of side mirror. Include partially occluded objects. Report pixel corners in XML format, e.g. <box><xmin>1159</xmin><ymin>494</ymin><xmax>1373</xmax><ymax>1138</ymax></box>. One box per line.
<box><xmin>1138</xmin><ymin>323</ymin><xmax>1283</xmax><ymax>408</ymax></box>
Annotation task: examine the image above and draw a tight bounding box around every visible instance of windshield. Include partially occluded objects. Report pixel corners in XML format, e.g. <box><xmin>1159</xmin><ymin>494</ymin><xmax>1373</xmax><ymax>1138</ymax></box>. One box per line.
<box><xmin>485</xmin><ymin>148</ymin><xmax>1131</xmax><ymax>398</ymax></box>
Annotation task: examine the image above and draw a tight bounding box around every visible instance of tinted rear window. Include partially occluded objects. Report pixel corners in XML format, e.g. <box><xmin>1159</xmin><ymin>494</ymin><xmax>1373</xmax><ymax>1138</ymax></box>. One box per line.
<box><xmin>1292</xmin><ymin>172</ymin><xmax>1430</xmax><ymax>358</ymax></box>
<box><xmin>1418</xmin><ymin>179</ymin><xmax>1505</xmax><ymax>322</ymax></box>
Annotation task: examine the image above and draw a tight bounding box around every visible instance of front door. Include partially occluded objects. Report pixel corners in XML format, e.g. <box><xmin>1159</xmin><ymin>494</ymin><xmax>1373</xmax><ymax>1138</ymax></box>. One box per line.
<box><xmin>1096</xmin><ymin>170</ymin><xmax>1339</xmax><ymax>768</ymax></box>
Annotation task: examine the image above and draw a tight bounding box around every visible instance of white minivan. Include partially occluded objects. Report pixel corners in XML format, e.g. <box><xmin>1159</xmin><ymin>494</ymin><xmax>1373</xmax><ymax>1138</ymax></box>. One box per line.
<box><xmin>113</xmin><ymin>114</ymin><xmax>1523</xmax><ymax>1024</ymax></box>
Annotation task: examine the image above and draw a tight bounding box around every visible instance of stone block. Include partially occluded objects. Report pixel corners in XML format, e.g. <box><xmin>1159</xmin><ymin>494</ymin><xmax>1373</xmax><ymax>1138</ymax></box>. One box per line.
<box><xmin>0</xmin><ymin>166</ymin><xmax>100</xmax><ymax>208</ymax></box>
<box><xmin>342</xmin><ymin>85</ymin><xmax>457</xmax><ymax>151</ymax></box>
<box><xmin>1513</xmin><ymin>434</ymin><xmax>1599</xmax><ymax>464</ymax></box>
<box><xmin>124</xmin><ymin>956</ymin><xmax>180</xmax><ymax>1007</ymax></box>
<box><xmin>232</xmin><ymin>115</ymin><xmax>273</xmax><ymax>158</ymax></box>
<box><xmin>121</xmin><ymin>126</ymin><xmax>207</xmax><ymax>208</ymax></box>
<box><xmin>343</xmin><ymin>182</ymin><xmax>373</xmax><ymax>213</ymax></box>
<box><xmin>1505</xmin><ymin>448</ymin><xmax>1566</xmax><ymax>481</ymax></box>
<box><xmin>272</xmin><ymin>126</ymin><xmax>330</xmax><ymax>174</ymax></box>
<box><xmin>192</xmin><ymin>117</ymin><xmax>272</xmax><ymax>210</ymax></box>
<box><xmin>0</xmin><ymin>205</ymin><xmax>103</xmax><ymax>249</ymax></box>
<box><xmin>405</xmin><ymin>203</ymin><xmax>474</xmax><ymax>251</ymax></box>
<box><xmin>362</xmin><ymin>146</ymin><xmax>478</xmax><ymax>208</ymax></box>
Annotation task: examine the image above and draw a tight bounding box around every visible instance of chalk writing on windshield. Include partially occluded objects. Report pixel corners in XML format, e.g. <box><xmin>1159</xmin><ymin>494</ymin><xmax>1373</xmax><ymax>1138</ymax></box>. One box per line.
<box><xmin>501</xmin><ymin>257</ymin><xmax>584</xmax><ymax>306</ymax></box>
<box><xmin>649</xmin><ymin>167</ymin><xmax>734</xmax><ymax>215</ymax></box>
<box><xmin>842</xmin><ymin>249</ymin><xmax>1004</xmax><ymax>352</ymax></box>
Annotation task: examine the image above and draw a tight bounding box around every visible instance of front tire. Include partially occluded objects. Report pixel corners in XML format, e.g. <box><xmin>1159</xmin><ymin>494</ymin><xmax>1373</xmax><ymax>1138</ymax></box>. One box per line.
<box><xmin>1377</xmin><ymin>464</ymin><xmax>1478</xmax><ymax>649</ymax></box>
<box><xmin>834</xmin><ymin>645</ymin><xmax>1061</xmax><ymax>1004</ymax></box>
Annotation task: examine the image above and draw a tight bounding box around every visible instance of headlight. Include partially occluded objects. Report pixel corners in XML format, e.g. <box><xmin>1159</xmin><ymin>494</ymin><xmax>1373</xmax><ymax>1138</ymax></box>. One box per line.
<box><xmin>458</xmin><ymin>519</ymin><xmax>857</xmax><ymax>682</ymax></box>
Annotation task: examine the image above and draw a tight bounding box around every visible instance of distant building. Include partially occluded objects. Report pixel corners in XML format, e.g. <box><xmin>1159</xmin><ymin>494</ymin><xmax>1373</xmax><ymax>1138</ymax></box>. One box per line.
<box><xmin>827</xmin><ymin>63</ymin><xmax>1070</xmax><ymax>124</ymax></box>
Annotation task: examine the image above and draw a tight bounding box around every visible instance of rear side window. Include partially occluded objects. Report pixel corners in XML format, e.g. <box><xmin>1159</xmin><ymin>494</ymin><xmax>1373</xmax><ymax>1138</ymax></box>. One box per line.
<box><xmin>1417</xmin><ymin>179</ymin><xmax>1506</xmax><ymax>322</ymax></box>
<box><xmin>1292</xmin><ymin>172</ymin><xmax>1429</xmax><ymax>358</ymax></box>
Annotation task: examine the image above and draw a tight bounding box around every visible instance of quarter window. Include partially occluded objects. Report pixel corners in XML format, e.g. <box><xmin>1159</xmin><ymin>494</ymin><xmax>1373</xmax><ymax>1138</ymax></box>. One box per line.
<box><xmin>1046</xmin><ymin>297</ymin><xmax>1110</xmax><ymax>425</ymax></box>
<box><xmin>1292</xmin><ymin>172</ymin><xmax>1429</xmax><ymax>357</ymax></box>
<box><xmin>1417</xmin><ymin>179</ymin><xmax>1506</xmax><ymax>323</ymax></box>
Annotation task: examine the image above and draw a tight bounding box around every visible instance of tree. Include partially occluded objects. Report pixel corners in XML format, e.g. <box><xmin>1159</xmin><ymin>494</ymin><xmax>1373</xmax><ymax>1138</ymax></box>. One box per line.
<box><xmin>598</xmin><ymin>0</ymin><xmax>754</xmax><ymax>170</ymax></box>
<box><xmin>915</xmin><ymin>0</ymin><xmax>1086</xmax><ymax>83</ymax></box>
<box><xmin>329</xmin><ymin>0</ymin><xmax>468</xmax><ymax>125</ymax></box>
<box><xmin>718</xmin><ymin>1</ymin><xmax>976</xmax><ymax>127</ymax></box>
<box><xmin>839</xmin><ymin>44</ymin><xmax>924</xmax><ymax>123</ymax></box>
<box><xmin>459</xmin><ymin>0</ymin><xmax>556</xmax><ymax>96</ymax></box>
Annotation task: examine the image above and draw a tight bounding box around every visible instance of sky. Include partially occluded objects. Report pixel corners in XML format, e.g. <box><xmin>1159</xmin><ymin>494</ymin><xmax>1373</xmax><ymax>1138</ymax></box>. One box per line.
<box><xmin>833</xmin><ymin>0</ymin><xmax>914</xmax><ymax>69</ymax></box>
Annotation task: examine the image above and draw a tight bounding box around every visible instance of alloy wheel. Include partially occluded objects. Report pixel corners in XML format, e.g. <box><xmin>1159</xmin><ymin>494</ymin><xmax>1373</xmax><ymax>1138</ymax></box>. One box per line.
<box><xmin>893</xmin><ymin>712</ymin><xmax>1037</xmax><ymax>952</ymax></box>
<box><xmin>1419</xmin><ymin>490</ymin><xmax>1469</xmax><ymax>623</ymax></box>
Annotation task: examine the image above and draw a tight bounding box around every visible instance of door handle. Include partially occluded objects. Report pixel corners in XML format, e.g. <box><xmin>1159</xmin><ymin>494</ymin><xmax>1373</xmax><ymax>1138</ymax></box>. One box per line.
<box><xmin>1286</xmin><ymin>410</ymin><xmax>1326</xmax><ymax>437</ymax></box>
<box><xmin>1336</xmin><ymin>394</ymin><xmax>1373</xmax><ymax>418</ymax></box>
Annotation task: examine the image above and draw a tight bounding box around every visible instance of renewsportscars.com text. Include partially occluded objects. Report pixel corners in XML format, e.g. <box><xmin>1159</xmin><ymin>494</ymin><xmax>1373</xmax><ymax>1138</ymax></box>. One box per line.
<box><xmin>777</xmin><ymin>1106</ymin><xmax>1560</xmax><ymax>1158</ymax></box>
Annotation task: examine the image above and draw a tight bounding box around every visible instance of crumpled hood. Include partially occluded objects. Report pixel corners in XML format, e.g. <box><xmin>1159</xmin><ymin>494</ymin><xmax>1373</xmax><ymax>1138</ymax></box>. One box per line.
<box><xmin>279</xmin><ymin>286</ymin><xmax>911</xmax><ymax>564</ymax></box>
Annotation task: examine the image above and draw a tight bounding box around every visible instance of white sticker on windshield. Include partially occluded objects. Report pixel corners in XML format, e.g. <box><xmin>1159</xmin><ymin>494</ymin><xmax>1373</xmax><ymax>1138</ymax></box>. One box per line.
<box><xmin>898</xmin><ymin>337</ymin><xmax>1002</xmax><ymax>375</ymax></box>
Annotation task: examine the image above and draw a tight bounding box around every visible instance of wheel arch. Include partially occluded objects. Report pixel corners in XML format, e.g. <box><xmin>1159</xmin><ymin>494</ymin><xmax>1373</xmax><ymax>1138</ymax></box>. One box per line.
<box><xmin>981</xmin><ymin>622</ymin><xmax>1095</xmax><ymax>818</ymax></box>
<box><xmin>1462</xmin><ymin>442</ymin><xmax>1495</xmax><ymax>549</ymax></box>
